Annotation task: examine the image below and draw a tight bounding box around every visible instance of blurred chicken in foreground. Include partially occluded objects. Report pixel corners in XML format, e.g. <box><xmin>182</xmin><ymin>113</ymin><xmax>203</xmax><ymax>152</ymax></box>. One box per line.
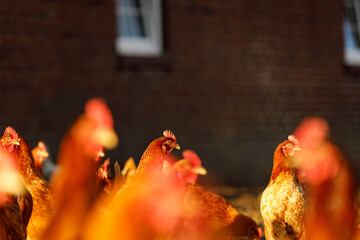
<box><xmin>294</xmin><ymin>117</ymin><xmax>358</xmax><ymax>240</ymax></box>
<box><xmin>41</xmin><ymin>98</ymin><xmax>118</xmax><ymax>240</ymax></box>
<box><xmin>84</xmin><ymin>166</ymin><xmax>186</xmax><ymax>240</ymax></box>
<box><xmin>0</xmin><ymin>144</ymin><xmax>27</xmax><ymax>240</ymax></box>
<box><xmin>172</xmin><ymin>150</ymin><xmax>262</xmax><ymax>240</ymax></box>
<box><xmin>260</xmin><ymin>135</ymin><xmax>305</xmax><ymax>240</ymax></box>
<box><xmin>81</xmin><ymin>131</ymin><xmax>180</xmax><ymax>237</ymax></box>
<box><xmin>1</xmin><ymin>127</ymin><xmax>53</xmax><ymax>240</ymax></box>
<box><xmin>82</xmin><ymin>134</ymin><xmax>183</xmax><ymax>240</ymax></box>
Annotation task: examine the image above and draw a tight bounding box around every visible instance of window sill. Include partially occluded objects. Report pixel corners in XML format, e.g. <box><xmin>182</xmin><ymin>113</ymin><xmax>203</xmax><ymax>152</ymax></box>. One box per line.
<box><xmin>344</xmin><ymin>49</ymin><xmax>360</xmax><ymax>66</ymax></box>
<box><xmin>116</xmin><ymin>37</ymin><xmax>163</xmax><ymax>58</ymax></box>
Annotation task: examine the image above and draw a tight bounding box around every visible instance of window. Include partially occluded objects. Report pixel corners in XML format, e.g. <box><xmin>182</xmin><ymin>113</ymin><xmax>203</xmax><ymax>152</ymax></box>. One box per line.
<box><xmin>344</xmin><ymin>0</ymin><xmax>360</xmax><ymax>65</ymax></box>
<box><xmin>115</xmin><ymin>0</ymin><xmax>163</xmax><ymax>57</ymax></box>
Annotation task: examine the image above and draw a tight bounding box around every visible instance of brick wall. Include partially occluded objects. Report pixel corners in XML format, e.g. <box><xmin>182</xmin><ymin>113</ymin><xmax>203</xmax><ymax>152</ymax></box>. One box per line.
<box><xmin>1</xmin><ymin>0</ymin><xmax>359</xmax><ymax>187</ymax></box>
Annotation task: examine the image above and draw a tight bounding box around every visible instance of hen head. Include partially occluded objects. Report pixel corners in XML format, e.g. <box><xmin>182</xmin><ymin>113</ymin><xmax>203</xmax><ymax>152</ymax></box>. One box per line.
<box><xmin>83</xmin><ymin>98</ymin><xmax>118</xmax><ymax>154</ymax></box>
<box><xmin>281</xmin><ymin>135</ymin><xmax>301</xmax><ymax>157</ymax></box>
<box><xmin>161</xmin><ymin>130</ymin><xmax>180</xmax><ymax>154</ymax></box>
<box><xmin>1</xmin><ymin>127</ymin><xmax>21</xmax><ymax>153</ymax></box>
<box><xmin>293</xmin><ymin>117</ymin><xmax>339</xmax><ymax>185</ymax></box>
<box><xmin>172</xmin><ymin>150</ymin><xmax>207</xmax><ymax>184</ymax></box>
<box><xmin>271</xmin><ymin>135</ymin><xmax>302</xmax><ymax>178</ymax></box>
<box><xmin>293</xmin><ymin>117</ymin><xmax>329</xmax><ymax>150</ymax></box>
<box><xmin>33</xmin><ymin>141</ymin><xmax>49</xmax><ymax>162</ymax></box>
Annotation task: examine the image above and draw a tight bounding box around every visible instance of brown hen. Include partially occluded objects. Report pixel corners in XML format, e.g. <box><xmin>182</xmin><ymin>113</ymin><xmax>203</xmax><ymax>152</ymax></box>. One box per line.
<box><xmin>42</xmin><ymin>98</ymin><xmax>118</xmax><ymax>240</ymax></box>
<box><xmin>111</xmin><ymin>130</ymin><xmax>180</xmax><ymax>197</ymax></box>
<box><xmin>82</xmin><ymin>130</ymin><xmax>181</xmax><ymax>240</ymax></box>
<box><xmin>133</xmin><ymin>130</ymin><xmax>180</xmax><ymax>182</ymax></box>
<box><xmin>1</xmin><ymin>127</ymin><xmax>54</xmax><ymax>240</ymax></box>
<box><xmin>31</xmin><ymin>141</ymin><xmax>49</xmax><ymax>177</ymax></box>
<box><xmin>294</xmin><ymin>117</ymin><xmax>358</xmax><ymax>240</ymax></box>
<box><xmin>260</xmin><ymin>135</ymin><xmax>305</xmax><ymax>240</ymax></box>
<box><xmin>0</xmin><ymin>143</ymin><xmax>28</xmax><ymax>240</ymax></box>
<box><xmin>0</xmin><ymin>194</ymin><xmax>27</xmax><ymax>240</ymax></box>
<box><xmin>173</xmin><ymin>150</ymin><xmax>261</xmax><ymax>240</ymax></box>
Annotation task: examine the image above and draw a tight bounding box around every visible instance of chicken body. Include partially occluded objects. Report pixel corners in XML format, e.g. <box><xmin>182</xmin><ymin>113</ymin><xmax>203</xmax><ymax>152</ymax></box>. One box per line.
<box><xmin>42</xmin><ymin>98</ymin><xmax>118</xmax><ymax>240</ymax></box>
<box><xmin>18</xmin><ymin>187</ymin><xmax>33</xmax><ymax>233</ymax></box>
<box><xmin>294</xmin><ymin>117</ymin><xmax>358</xmax><ymax>240</ymax></box>
<box><xmin>1</xmin><ymin>128</ymin><xmax>54</xmax><ymax>240</ymax></box>
<box><xmin>18</xmin><ymin>136</ymin><xmax>54</xmax><ymax>240</ymax></box>
<box><xmin>260</xmin><ymin>136</ymin><xmax>305</xmax><ymax>240</ymax></box>
<box><xmin>0</xmin><ymin>194</ymin><xmax>27</xmax><ymax>240</ymax></box>
<box><xmin>112</xmin><ymin>130</ymin><xmax>180</xmax><ymax>197</ymax></box>
<box><xmin>82</xmin><ymin>164</ymin><xmax>186</xmax><ymax>240</ymax></box>
<box><xmin>82</xmin><ymin>131</ymin><xmax>181</xmax><ymax>240</ymax></box>
<box><xmin>171</xmin><ymin>150</ymin><xmax>261</xmax><ymax>240</ymax></box>
<box><xmin>183</xmin><ymin>183</ymin><xmax>261</xmax><ymax>239</ymax></box>
<box><xmin>0</xmin><ymin>143</ymin><xmax>28</xmax><ymax>240</ymax></box>
<box><xmin>304</xmin><ymin>144</ymin><xmax>357</xmax><ymax>240</ymax></box>
<box><xmin>261</xmin><ymin>171</ymin><xmax>306</xmax><ymax>240</ymax></box>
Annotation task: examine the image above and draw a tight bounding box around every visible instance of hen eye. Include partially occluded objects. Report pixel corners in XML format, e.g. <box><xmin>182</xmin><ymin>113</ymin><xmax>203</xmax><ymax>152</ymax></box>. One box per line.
<box><xmin>286</xmin><ymin>143</ymin><xmax>292</xmax><ymax>148</ymax></box>
<box><xmin>5</xmin><ymin>137</ymin><xmax>11</xmax><ymax>141</ymax></box>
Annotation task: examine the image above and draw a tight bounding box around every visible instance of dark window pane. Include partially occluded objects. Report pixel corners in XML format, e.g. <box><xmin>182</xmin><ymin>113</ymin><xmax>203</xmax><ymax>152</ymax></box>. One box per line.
<box><xmin>134</xmin><ymin>0</ymin><xmax>141</xmax><ymax>8</ymax></box>
<box><xmin>128</xmin><ymin>15</ymin><xmax>145</xmax><ymax>37</ymax></box>
<box><xmin>120</xmin><ymin>0</ymin><xmax>140</xmax><ymax>7</ymax></box>
<box><xmin>345</xmin><ymin>6</ymin><xmax>360</xmax><ymax>47</ymax></box>
<box><xmin>119</xmin><ymin>15</ymin><xmax>130</xmax><ymax>36</ymax></box>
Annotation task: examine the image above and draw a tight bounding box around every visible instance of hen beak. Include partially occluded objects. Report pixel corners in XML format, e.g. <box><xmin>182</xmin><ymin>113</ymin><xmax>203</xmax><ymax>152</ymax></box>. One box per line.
<box><xmin>174</xmin><ymin>143</ymin><xmax>180</xmax><ymax>150</ymax></box>
<box><xmin>293</xmin><ymin>146</ymin><xmax>301</xmax><ymax>152</ymax></box>
<box><xmin>193</xmin><ymin>166</ymin><xmax>207</xmax><ymax>175</ymax></box>
<box><xmin>97</xmin><ymin>151</ymin><xmax>105</xmax><ymax>158</ymax></box>
<box><xmin>95</xmin><ymin>128</ymin><xmax>118</xmax><ymax>150</ymax></box>
<box><xmin>13</xmin><ymin>138</ymin><xmax>21</xmax><ymax>146</ymax></box>
<box><xmin>40</xmin><ymin>151</ymin><xmax>49</xmax><ymax>158</ymax></box>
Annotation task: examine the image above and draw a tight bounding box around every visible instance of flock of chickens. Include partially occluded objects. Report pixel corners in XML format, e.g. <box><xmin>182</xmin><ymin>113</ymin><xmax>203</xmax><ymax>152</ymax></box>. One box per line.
<box><xmin>0</xmin><ymin>98</ymin><xmax>359</xmax><ymax>240</ymax></box>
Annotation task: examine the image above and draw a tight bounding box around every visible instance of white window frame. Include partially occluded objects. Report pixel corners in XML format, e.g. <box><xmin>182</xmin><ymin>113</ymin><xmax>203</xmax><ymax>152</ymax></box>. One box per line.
<box><xmin>344</xmin><ymin>0</ymin><xmax>360</xmax><ymax>65</ymax></box>
<box><xmin>115</xmin><ymin>0</ymin><xmax>163</xmax><ymax>57</ymax></box>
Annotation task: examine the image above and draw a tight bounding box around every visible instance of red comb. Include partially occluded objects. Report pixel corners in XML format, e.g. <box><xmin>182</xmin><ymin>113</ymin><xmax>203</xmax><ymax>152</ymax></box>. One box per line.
<box><xmin>4</xmin><ymin>127</ymin><xmax>18</xmax><ymax>139</ymax></box>
<box><xmin>288</xmin><ymin>135</ymin><xmax>299</xmax><ymax>146</ymax></box>
<box><xmin>182</xmin><ymin>150</ymin><xmax>201</xmax><ymax>167</ymax></box>
<box><xmin>37</xmin><ymin>141</ymin><xmax>47</xmax><ymax>152</ymax></box>
<box><xmin>293</xmin><ymin>117</ymin><xmax>329</xmax><ymax>149</ymax></box>
<box><xmin>257</xmin><ymin>227</ymin><xmax>262</xmax><ymax>239</ymax></box>
<box><xmin>103</xmin><ymin>158</ymin><xmax>110</xmax><ymax>172</ymax></box>
<box><xmin>163</xmin><ymin>130</ymin><xmax>176</xmax><ymax>141</ymax></box>
<box><xmin>85</xmin><ymin>98</ymin><xmax>114</xmax><ymax>128</ymax></box>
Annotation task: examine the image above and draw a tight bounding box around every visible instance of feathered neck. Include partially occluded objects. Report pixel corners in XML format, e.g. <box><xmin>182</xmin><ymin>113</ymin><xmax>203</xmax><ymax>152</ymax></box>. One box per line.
<box><xmin>14</xmin><ymin>136</ymin><xmax>45</xmax><ymax>185</ymax></box>
<box><xmin>269</xmin><ymin>141</ymin><xmax>296</xmax><ymax>182</ymax></box>
<box><xmin>135</xmin><ymin>136</ymin><xmax>168</xmax><ymax>180</ymax></box>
